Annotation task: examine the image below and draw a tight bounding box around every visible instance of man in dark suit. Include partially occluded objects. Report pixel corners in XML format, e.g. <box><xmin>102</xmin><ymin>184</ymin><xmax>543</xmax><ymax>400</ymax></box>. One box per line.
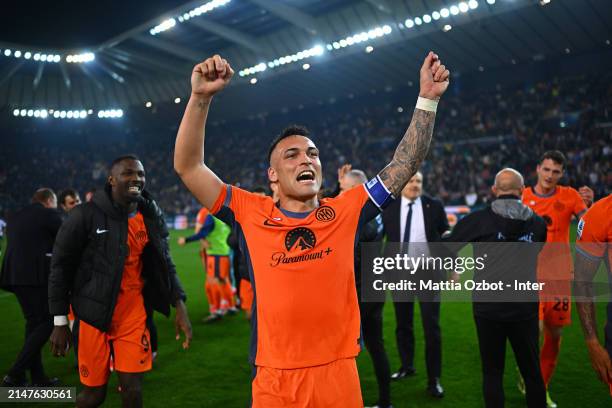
<box><xmin>0</xmin><ymin>188</ymin><xmax>62</xmax><ymax>386</ymax></box>
<box><xmin>382</xmin><ymin>171</ymin><xmax>449</xmax><ymax>398</ymax></box>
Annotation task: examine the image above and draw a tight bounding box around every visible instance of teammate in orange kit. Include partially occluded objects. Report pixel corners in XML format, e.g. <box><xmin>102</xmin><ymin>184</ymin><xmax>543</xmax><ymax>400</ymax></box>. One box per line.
<box><xmin>179</xmin><ymin>207</ymin><xmax>236</xmax><ymax>322</ymax></box>
<box><xmin>522</xmin><ymin>150</ymin><xmax>593</xmax><ymax>406</ymax></box>
<box><xmin>174</xmin><ymin>52</ymin><xmax>449</xmax><ymax>406</ymax></box>
<box><xmin>574</xmin><ymin>194</ymin><xmax>612</xmax><ymax>397</ymax></box>
<box><xmin>49</xmin><ymin>155</ymin><xmax>192</xmax><ymax>408</ymax></box>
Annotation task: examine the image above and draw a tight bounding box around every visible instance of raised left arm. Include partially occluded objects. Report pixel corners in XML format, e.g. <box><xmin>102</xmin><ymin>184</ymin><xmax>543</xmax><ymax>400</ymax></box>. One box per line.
<box><xmin>378</xmin><ymin>52</ymin><xmax>450</xmax><ymax>196</ymax></box>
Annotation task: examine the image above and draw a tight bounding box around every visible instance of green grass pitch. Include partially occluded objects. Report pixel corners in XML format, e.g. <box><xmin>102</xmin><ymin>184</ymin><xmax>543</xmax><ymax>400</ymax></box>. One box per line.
<box><xmin>0</xmin><ymin>228</ymin><xmax>610</xmax><ymax>407</ymax></box>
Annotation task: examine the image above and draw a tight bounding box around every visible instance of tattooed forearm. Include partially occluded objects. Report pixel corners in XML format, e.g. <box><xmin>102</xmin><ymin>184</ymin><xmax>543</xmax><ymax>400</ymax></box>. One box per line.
<box><xmin>378</xmin><ymin>108</ymin><xmax>436</xmax><ymax>196</ymax></box>
<box><xmin>574</xmin><ymin>253</ymin><xmax>602</xmax><ymax>340</ymax></box>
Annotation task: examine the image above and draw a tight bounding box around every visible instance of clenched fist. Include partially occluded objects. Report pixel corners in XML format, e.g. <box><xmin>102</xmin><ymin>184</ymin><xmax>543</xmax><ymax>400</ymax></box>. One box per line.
<box><xmin>419</xmin><ymin>51</ymin><xmax>450</xmax><ymax>101</ymax></box>
<box><xmin>191</xmin><ymin>54</ymin><xmax>234</xmax><ymax>98</ymax></box>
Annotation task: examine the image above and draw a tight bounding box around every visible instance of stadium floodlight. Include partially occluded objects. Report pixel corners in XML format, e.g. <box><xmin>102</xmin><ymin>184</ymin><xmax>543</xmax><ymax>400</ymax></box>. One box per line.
<box><xmin>440</xmin><ymin>8</ymin><xmax>450</xmax><ymax>18</ymax></box>
<box><xmin>60</xmin><ymin>111</ymin><xmax>66</xmax><ymax>118</ymax></box>
<box><xmin>432</xmin><ymin>11</ymin><xmax>441</xmax><ymax>20</ymax></box>
<box><xmin>24</xmin><ymin>51</ymin><xmax>31</xmax><ymax>59</ymax></box>
<box><xmin>459</xmin><ymin>2</ymin><xmax>469</xmax><ymax>13</ymax></box>
<box><xmin>4</xmin><ymin>49</ymin><xmax>11</xmax><ymax>56</ymax></box>
<box><xmin>302</xmin><ymin>63</ymin><xmax>310</xmax><ymax>70</ymax></box>
<box><xmin>67</xmin><ymin>111</ymin><xmax>73</xmax><ymax>118</ymax></box>
<box><xmin>238</xmin><ymin>24</ymin><xmax>391</xmax><ymax>78</ymax></box>
<box><xmin>66</xmin><ymin>52</ymin><xmax>95</xmax><ymax>64</ymax></box>
<box><xmin>14</xmin><ymin>50</ymin><xmax>21</xmax><ymax>58</ymax></box>
<box><xmin>33</xmin><ymin>53</ymin><xmax>40</xmax><ymax>61</ymax></box>
<box><xmin>469</xmin><ymin>0</ymin><xmax>479</xmax><ymax>9</ymax></box>
<box><xmin>79</xmin><ymin>110</ymin><xmax>87</xmax><ymax>119</ymax></box>
<box><xmin>486</xmin><ymin>0</ymin><xmax>495</xmax><ymax>4</ymax></box>
<box><xmin>40</xmin><ymin>54</ymin><xmax>48</xmax><ymax>62</ymax></box>
<box><xmin>365</xmin><ymin>45</ymin><xmax>374</xmax><ymax>53</ymax></box>
<box><xmin>40</xmin><ymin>110</ymin><xmax>48</xmax><ymax>119</ymax></box>
<box><xmin>443</xmin><ymin>24</ymin><xmax>453</xmax><ymax>32</ymax></box>
<box><xmin>34</xmin><ymin>110</ymin><xmax>40</xmax><ymax>118</ymax></box>
<box><xmin>450</xmin><ymin>5</ymin><xmax>460</xmax><ymax>15</ymax></box>
<box><xmin>145</xmin><ymin>101</ymin><xmax>152</xmax><ymax>108</ymax></box>
<box><xmin>20</xmin><ymin>109</ymin><xmax>26</xmax><ymax>117</ymax></box>
<box><xmin>423</xmin><ymin>14</ymin><xmax>432</xmax><ymax>23</ymax></box>
<box><xmin>415</xmin><ymin>17</ymin><xmax>423</xmax><ymax>25</ymax></box>
<box><xmin>175</xmin><ymin>97</ymin><xmax>181</xmax><ymax>103</ymax></box>
<box><xmin>27</xmin><ymin>109</ymin><xmax>33</xmax><ymax>117</ymax></box>
<box><xmin>53</xmin><ymin>111</ymin><xmax>60</xmax><ymax>118</ymax></box>
<box><xmin>250</xmin><ymin>78</ymin><xmax>257</xmax><ymax>84</ymax></box>
<box><xmin>12</xmin><ymin>109</ymin><xmax>19</xmax><ymax>116</ymax></box>
<box><xmin>540</xmin><ymin>0</ymin><xmax>551</xmax><ymax>4</ymax></box>
<box><xmin>149</xmin><ymin>0</ymin><xmax>231</xmax><ymax>35</ymax></box>
<box><xmin>405</xmin><ymin>19</ymin><xmax>415</xmax><ymax>28</ymax></box>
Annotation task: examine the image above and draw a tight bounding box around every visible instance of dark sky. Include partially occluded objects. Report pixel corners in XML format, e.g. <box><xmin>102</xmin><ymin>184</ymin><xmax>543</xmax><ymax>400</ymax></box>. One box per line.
<box><xmin>0</xmin><ymin>0</ymin><xmax>189</xmax><ymax>48</ymax></box>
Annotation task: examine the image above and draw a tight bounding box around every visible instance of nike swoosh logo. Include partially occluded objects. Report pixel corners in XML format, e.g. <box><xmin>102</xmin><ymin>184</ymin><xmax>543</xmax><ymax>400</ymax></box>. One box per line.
<box><xmin>96</xmin><ymin>228</ymin><xmax>108</xmax><ymax>234</ymax></box>
<box><xmin>263</xmin><ymin>219</ymin><xmax>282</xmax><ymax>227</ymax></box>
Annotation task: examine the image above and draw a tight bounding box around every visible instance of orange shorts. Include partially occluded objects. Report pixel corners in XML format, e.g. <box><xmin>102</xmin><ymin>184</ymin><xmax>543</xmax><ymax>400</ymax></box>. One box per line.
<box><xmin>539</xmin><ymin>298</ymin><xmax>571</xmax><ymax>326</ymax></box>
<box><xmin>206</xmin><ymin>255</ymin><xmax>230</xmax><ymax>280</ymax></box>
<box><xmin>78</xmin><ymin>318</ymin><xmax>152</xmax><ymax>387</ymax></box>
<box><xmin>252</xmin><ymin>358</ymin><xmax>362</xmax><ymax>408</ymax></box>
<box><xmin>240</xmin><ymin>279</ymin><xmax>253</xmax><ymax>312</ymax></box>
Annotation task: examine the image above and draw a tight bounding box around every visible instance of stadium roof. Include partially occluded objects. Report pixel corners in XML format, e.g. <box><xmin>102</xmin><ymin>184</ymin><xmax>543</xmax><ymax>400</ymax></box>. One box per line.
<box><xmin>1</xmin><ymin>0</ymin><xmax>610</xmax><ymax>121</ymax></box>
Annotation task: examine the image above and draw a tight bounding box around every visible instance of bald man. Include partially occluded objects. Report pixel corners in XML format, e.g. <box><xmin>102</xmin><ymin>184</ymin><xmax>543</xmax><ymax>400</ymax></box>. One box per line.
<box><xmin>444</xmin><ymin>168</ymin><xmax>548</xmax><ymax>408</ymax></box>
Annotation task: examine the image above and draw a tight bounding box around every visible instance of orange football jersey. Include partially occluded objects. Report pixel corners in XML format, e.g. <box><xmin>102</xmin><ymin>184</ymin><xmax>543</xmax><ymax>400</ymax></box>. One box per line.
<box><xmin>211</xmin><ymin>182</ymin><xmax>385</xmax><ymax>369</ymax></box>
<box><xmin>576</xmin><ymin>194</ymin><xmax>612</xmax><ymax>269</ymax></box>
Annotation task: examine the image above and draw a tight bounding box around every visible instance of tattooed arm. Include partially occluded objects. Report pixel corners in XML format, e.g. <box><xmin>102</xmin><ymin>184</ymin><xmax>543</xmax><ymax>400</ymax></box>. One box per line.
<box><xmin>574</xmin><ymin>251</ymin><xmax>612</xmax><ymax>384</ymax></box>
<box><xmin>174</xmin><ymin>55</ymin><xmax>234</xmax><ymax>209</ymax></box>
<box><xmin>378</xmin><ymin>52</ymin><xmax>450</xmax><ymax>196</ymax></box>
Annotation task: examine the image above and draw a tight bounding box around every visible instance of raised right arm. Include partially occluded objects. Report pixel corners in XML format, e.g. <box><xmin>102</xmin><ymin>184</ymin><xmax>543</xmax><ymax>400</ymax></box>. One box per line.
<box><xmin>174</xmin><ymin>55</ymin><xmax>234</xmax><ymax>209</ymax></box>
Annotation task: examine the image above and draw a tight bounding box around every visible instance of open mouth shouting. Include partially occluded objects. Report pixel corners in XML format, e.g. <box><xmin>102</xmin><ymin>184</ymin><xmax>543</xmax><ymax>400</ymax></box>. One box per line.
<box><xmin>296</xmin><ymin>170</ymin><xmax>316</xmax><ymax>185</ymax></box>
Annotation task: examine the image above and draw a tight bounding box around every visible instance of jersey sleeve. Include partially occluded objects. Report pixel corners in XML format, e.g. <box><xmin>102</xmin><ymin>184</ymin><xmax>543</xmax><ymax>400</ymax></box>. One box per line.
<box><xmin>210</xmin><ymin>184</ymin><xmax>264</xmax><ymax>225</ymax></box>
<box><xmin>196</xmin><ymin>208</ymin><xmax>210</xmax><ymax>225</ymax></box>
<box><xmin>570</xmin><ymin>187</ymin><xmax>587</xmax><ymax>218</ymax></box>
<box><xmin>576</xmin><ymin>203</ymin><xmax>608</xmax><ymax>260</ymax></box>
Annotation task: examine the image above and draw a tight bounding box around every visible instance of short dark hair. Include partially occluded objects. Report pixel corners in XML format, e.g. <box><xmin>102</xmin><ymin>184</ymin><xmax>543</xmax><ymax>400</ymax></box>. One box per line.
<box><xmin>31</xmin><ymin>188</ymin><xmax>55</xmax><ymax>204</ymax></box>
<box><xmin>267</xmin><ymin>125</ymin><xmax>311</xmax><ymax>163</ymax></box>
<box><xmin>58</xmin><ymin>188</ymin><xmax>79</xmax><ymax>205</ymax></box>
<box><xmin>539</xmin><ymin>150</ymin><xmax>566</xmax><ymax>169</ymax></box>
<box><xmin>109</xmin><ymin>154</ymin><xmax>141</xmax><ymax>173</ymax></box>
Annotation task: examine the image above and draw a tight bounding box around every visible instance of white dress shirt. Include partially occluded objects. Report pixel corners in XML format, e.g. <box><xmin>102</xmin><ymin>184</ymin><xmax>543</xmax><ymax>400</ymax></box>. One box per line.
<box><xmin>400</xmin><ymin>196</ymin><xmax>429</xmax><ymax>257</ymax></box>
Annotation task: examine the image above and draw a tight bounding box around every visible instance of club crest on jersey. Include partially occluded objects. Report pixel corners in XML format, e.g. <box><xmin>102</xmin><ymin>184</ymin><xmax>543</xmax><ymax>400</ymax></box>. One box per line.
<box><xmin>315</xmin><ymin>206</ymin><xmax>336</xmax><ymax>222</ymax></box>
<box><xmin>577</xmin><ymin>218</ymin><xmax>585</xmax><ymax>240</ymax></box>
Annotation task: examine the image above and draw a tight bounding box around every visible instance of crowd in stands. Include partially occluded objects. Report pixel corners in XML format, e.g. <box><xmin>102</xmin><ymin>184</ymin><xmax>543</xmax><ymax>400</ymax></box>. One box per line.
<box><xmin>1</xmin><ymin>72</ymin><xmax>610</xmax><ymax>218</ymax></box>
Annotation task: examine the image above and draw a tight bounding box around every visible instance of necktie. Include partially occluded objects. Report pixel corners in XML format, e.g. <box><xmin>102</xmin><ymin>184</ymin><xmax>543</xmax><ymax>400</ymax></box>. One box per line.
<box><xmin>403</xmin><ymin>202</ymin><xmax>414</xmax><ymax>243</ymax></box>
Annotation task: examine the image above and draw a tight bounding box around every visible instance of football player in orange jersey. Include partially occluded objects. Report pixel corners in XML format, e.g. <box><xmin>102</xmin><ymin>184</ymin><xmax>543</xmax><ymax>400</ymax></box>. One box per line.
<box><xmin>574</xmin><ymin>194</ymin><xmax>612</xmax><ymax>397</ymax></box>
<box><xmin>522</xmin><ymin>150</ymin><xmax>594</xmax><ymax>406</ymax></box>
<box><xmin>174</xmin><ymin>52</ymin><xmax>449</xmax><ymax>407</ymax></box>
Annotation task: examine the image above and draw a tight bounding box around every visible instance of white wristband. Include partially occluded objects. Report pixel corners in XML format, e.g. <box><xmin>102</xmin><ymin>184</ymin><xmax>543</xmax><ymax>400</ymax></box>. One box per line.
<box><xmin>416</xmin><ymin>97</ymin><xmax>438</xmax><ymax>112</ymax></box>
<box><xmin>54</xmin><ymin>315</ymin><xmax>69</xmax><ymax>326</ymax></box>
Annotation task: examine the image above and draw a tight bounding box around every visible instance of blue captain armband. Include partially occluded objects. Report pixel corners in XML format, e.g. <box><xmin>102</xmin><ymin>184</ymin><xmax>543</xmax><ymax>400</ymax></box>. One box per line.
<box><xmin>365</xmin><ymin>176</ymin><xmax>394</xmax><ymax>209</ymax></box>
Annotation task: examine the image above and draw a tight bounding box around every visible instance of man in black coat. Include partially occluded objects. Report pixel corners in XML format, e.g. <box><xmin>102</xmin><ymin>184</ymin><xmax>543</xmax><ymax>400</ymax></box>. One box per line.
<box><xmin>443</xmin><ymin>168</ymin><xmax>547</xmax><ymax>408</ymax></box>
<box><xmin>48</xmin><ymin>155</ymin><xmax>192</xmax><ymax>408</ymax></box>
<box><xmin>382</xmin><ymin>171</ymin><xmax>449</xmax><ymax>398</ymax></box>
<box><xmin>1</xmin><ymin>188</ymin><xmax>62</xmax><ymax>386</ymax></box>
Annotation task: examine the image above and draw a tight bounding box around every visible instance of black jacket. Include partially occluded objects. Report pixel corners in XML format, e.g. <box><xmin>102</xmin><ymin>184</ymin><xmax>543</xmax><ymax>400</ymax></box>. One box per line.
<box><xmin>1</xmin><ymin>203</ymin><xmax>62</xmax><ymax>290</ymax></box>
<box><xmin>383</xmin><ymin>194</ymin><xmax>450</xmax><ymax>281</ymax></box>
<box><xmin>382</xmin><ymin>194</ymin><xmax>449</xmax><ymax>243</ymax></box>
<box><xmin>48</xmin><ymin>187</ymin><xmax>186</xmax><ymax>332</ymax></box>
<box><xmin>443</xmin><ymin>195</ymin><xmax>547</xmax><ymax>321</ymax></box>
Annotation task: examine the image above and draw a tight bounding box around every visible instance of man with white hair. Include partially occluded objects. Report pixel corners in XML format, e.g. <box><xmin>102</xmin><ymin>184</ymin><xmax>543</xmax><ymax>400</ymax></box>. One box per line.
<box><xmin>444</xmin><ymin>168</ymin><xmax>548</xmax><ymax>408</ymax></box>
